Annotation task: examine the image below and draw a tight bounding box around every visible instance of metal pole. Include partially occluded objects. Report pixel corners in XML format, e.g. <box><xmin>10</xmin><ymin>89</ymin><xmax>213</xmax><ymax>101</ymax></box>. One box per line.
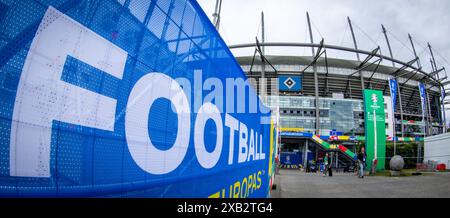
<box><xmin>261</xmin><ymin>11</ymin><xmax>265</xmax><ymax>56</ymax></box>
<box><xmin>347</xmin><ymin>17</ymin><xmax>365</xmax><ymax>92</ymax></box>
<box><xmin>442</xmin><ymin>85</ymin><xmax>447</xmax><ymax>133</ymax></box>
<box><xmin>430</xmin><ymin>59</ymin><xmax>436</xmax><ymax>72</ymax></box>
<box><xmin>303</xmin><ymin>140</ymin><xmax>309</xmax><ymax>169</ymax></box>
<box><xmin>307</xmin><ymin>12</ymin><xmax>320</xmax><ymax>134</ymax></box>
<box><xmin>397</xmin><ymin>75</ymin><xmax>405</xmax><ymax>137</ymax></box>
<box><xmin>212</xmin><ymin>0</ymin><xmax>222</xmax><ymax>30</ymax></box>
<box><xmin>408</xmin><ymin>34</ymin><xmax>421</xmax><ymax>68</ymax></box>
<box><xmin>382</xmin><ymin>25</ymin><xmax>404</xmax><ymax>136</ymax></box>
<box><xmin>382</xmin><ymin>25</ymin><xmax>395</xmax><ymax>68</ymax></box>
<box><xmin>260</xmin><ymin>11</ymin><xmax>266</xmax><ymax>97</ymax></box>
<box><xmin>347</xmin><ymin>17</ymin><xmax>360</xmax><ymax>62</ymax></box>
<box><xmin>428</xmin><ymin>43</ymin><xmax>439</xmax><ymax>77</ymax></box>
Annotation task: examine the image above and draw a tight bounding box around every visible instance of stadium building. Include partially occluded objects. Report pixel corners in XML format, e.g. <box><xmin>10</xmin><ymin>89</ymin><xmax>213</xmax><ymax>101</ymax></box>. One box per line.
<box><xmin>220</xmin><ymin>11</ymin><xmax>449</xmax><ymax>170</ymax></box>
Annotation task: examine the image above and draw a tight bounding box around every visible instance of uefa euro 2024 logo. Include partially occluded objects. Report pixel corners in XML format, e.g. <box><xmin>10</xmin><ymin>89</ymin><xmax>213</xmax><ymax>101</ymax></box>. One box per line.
<box><xmin>369</xmin><ymin>93</ymin><xmax>380</xmax><ymax>110</ymax></box>
<box><xmin>371</xmin><ymin>93</ymin><xmax>378</xmax><ymax>104</ymax></box>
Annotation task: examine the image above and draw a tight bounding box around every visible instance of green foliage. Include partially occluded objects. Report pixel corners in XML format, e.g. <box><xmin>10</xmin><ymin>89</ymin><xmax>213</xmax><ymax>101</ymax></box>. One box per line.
<box><xmin>385</xmin><ymin>142</ymin><xmax>423</xmax><ymax>169</ymax></box>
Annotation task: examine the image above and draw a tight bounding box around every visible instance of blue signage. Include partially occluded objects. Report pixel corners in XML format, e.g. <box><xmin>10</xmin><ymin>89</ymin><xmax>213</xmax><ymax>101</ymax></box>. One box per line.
<box><xmin>0</xmin><ymin>0</ymin><xmax>274</xmax><ymax>197</ymax></box>
<box><xmin>280</xmin><ymin>132</ymin><xmax>313</xmax><ymax>138</ymax></box>
<box><xmin>389</xmin><ymin>78</ymin><xmax>398</xmax><ymax>112</ymax></box>
<box><xmin>280</xmin><ymin>152</ymin><xmax>301</xmax><ymax>165</ymax></box>
<box><xmin>330</xmin><ymin>130</ymin><xmax>343</xmax><ymax>136</ymax></box>
<box><xmin>279</xmin><ymin>76</ymin><xmax>302</xmax><ymax>91</ymax></box>
<box><xmin>419</xmin><ymin>82</ymin><xmax>427</xmax><ymax>117</ymax></box>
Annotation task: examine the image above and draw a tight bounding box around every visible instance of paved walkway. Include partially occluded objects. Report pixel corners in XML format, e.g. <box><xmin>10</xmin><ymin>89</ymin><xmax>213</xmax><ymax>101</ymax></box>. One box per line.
<box><xmin>270</xmin><ymin>169</ymin><xmax>450</xmax><ymax>198</ymax></box>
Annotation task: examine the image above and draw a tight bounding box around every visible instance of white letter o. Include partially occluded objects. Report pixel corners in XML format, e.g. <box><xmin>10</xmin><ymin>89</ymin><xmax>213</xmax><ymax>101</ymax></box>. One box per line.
<box><xmin>194</xmin><ymin>102</ymin><xmax>223</xmax><ymax>169</ymax></box>
<box><xmin>125</xmin><ymin>73</ymin><xmax>190</xmax><ymax>175</ymax></box>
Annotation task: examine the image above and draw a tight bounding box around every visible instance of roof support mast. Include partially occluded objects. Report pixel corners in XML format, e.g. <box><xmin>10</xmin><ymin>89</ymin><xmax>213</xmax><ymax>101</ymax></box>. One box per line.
<box><xmin>347</xmin><ymin>17</ymin><xmax>365</xmax><ymax>92</ymax></box>
<box><xmin>428</xmin><ymin>43</ymin><xmax>446</xmax><ymax>133</ymax></box>
<box><xmin>408</xmin><ymin>34</ymin><xmax>421</xmax><ymax>68</ymax></box>
<box><xmin>307</xmin><ymin>12</ymin><xmax>320</xmax><ymax>135</ymax></box>
<box><xmin>423</xmin><ymin>44</ymin><xmax>438</xmax><ymax>136</ymax></box>
<box><xmin>260</xmin><ymin>11</ymin><xmax>266</xmax><ymax>98</ymax></box>
<box><xmin>383</xmin><ymin>24</ymin><xmax>405</xmax><ymax>137</ymax></box>
<box><xmin>212</xmin><ymin>0</ymin><xmax>222</xmax><ymax>30</ymax></box>
<box><xmin>382</xmin><ymin>25</ymin><xmax>395</xmax><ymax>68</ymax></box>
<box><xmin>428</xmin><ymin>43</ymin><xmax>439</xmax><ymax>79</ymax></box>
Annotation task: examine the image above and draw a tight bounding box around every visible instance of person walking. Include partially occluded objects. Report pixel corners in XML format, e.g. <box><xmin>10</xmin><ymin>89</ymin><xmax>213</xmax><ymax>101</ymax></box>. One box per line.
<box><xmin>357</xmin><ymin>147</ymin><xmax>367</xmax><ymax>178</ymax></box>
<box><xmin>327</xmin><ymin>152</ymin><xmax>333</xmax><ymax>177</ymax></box>
<box><xmin>323</xmin><ymin>153</ymin><xmax>328</xmax><ymax>177</ymax></box>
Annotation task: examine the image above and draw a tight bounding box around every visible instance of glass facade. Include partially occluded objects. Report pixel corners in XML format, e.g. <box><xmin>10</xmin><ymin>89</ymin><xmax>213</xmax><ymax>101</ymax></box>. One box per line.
<box><xmin>266</xmin><ymin>95</ymin><xmax>428</xmax><ymax>137</ymax></box>
<box><xmin>330</xmin><ymin>100</ymin><xmax>355</xmax><ymax>134</ymax></box>
<box><xmin>251</xmin><ymin>62</ymin><xmax>443</xmax><ymax>137</ymax></box>
<box><xmin>266</xmin><ymin>96</ymin><xmax>365</xmax><ymax>135</ymax></box>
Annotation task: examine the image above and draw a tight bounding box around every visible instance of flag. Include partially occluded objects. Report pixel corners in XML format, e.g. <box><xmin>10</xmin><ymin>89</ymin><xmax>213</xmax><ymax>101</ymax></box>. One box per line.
<box><xmin>389</xmin><ymin>78</ymin><xmax>398</xmax><ymax>112</ymax></box>
<box><xmin>442</xmin><ymin>87</ymin><xmax>447</xmax><ymax>129</ymax></box>
<box><xmin>418</xmin><ymin>82</ymin><xmax>427</xmax><ymax>118</ymax></box>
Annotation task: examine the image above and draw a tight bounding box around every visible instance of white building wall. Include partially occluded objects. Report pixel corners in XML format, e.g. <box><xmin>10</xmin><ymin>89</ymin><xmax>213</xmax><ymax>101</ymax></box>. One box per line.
<box><xmin>425</xmin><ymin>132</ymin><xmax>450</xmax><ymax>167</ymax></box>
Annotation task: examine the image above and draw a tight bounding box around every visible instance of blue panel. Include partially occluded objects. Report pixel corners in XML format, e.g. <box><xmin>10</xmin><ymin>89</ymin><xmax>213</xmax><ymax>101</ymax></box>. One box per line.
<box><xmin>280</xmin><ymin>131</ymin><xmax>312</xmax><ymax>138</ymax></box>
<box><xmin>0</xmin><ymin>0</ymin><xmax>273</xmax><ymax>198</ymax></box>
<box><xmin>279</xmin><ymin>75</ymin><xmax>302</xmax><ymax>91</ymax></box>
<box><xmin>280</xmin><ymin>152</ymin><xmax>301</xmax><ymax>165</ymax></box>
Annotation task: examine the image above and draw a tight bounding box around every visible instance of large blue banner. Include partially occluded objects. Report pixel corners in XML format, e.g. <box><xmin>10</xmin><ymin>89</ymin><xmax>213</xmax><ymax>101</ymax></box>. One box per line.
<box><xmin>389</xmin><ymin>78</ymin><xmax>398</xmax><ymax>113</ymax></box>
<box><xmin>419</xmin><ymin>82</ymin><xmax>427</xmax><ymax>118</ymax></box>
<box><xmin>0</xmin><ymin>0</ymin><xmax>274</xmax><ymax>197</ymax></box>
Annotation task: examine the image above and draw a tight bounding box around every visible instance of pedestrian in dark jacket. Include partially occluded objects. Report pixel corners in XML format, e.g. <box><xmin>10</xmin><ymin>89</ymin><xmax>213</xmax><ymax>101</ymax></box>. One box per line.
<box><xmin>357</xmin><ymin>147</ymin><xmax>366</xmax><ymax>178</ymax></box>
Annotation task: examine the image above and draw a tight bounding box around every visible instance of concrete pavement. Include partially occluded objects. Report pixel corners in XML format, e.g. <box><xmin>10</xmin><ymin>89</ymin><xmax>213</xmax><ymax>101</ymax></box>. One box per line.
<box><xmin>270</xmin><ymin>169</ymin><xmax>450</xmax><ymax>198</ymax></box>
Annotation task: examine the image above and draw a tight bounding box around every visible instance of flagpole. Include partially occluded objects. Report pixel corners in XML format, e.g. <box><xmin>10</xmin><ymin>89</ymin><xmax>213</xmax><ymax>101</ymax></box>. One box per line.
<box><xmin>373</xmin><ymin>109</ymin><xmax>377</xmax><ymax>161</ymax></box>
<box><xmin>393</xmin><ymin>112</ymin><xmax>396</xmax><ymax>156</ymax></box>
<box><xmin>418</xmin><ymin>82</ymin><xmax>426</xmax><ymax>168</ymax></box>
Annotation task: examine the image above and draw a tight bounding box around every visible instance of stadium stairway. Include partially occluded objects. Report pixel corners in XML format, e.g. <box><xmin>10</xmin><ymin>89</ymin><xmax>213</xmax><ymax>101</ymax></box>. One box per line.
<box><xmin>310</xmin><ymin>135</ymin><xmax>357</xmax><ymax>161</ymax></box>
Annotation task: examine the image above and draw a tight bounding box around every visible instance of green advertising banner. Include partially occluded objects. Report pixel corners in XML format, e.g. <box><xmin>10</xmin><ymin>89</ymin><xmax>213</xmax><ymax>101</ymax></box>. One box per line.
<box><xmin>363</xmin><ymin>89</ymin><xmax>386</xmax><ymax>171</ymax></box>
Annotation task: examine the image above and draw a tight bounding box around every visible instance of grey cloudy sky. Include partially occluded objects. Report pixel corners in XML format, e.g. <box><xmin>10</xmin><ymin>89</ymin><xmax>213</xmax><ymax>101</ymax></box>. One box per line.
<box><xmin>198</xmin><ymin>0</ymin><xmax>450</xmax><ymax>122</ymax></box>
<box><xmin>198</xmin><ymin>0</ymin><xmax>450</xmax><ymax>71</ymax></box>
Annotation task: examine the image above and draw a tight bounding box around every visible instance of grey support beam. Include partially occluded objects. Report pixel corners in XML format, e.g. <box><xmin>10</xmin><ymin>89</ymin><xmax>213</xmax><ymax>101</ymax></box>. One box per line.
<box><xmin>429</xmin><ymin>67</ymin><xmax>444</xmax><ymax>77</ymax></box>
<box><xmin>347</xmin><ymin>17</ymin><xmax>360</xmax><ymax>61</ymax></box>
<box><xmin>408</xmin><ymin>34</ymin><xmax>421</xmax><ymax>68</ymax></box>
<box><xmin>398</xmin><ymin>80</ymin><xmax>405</xmax><ymax>136</ymax></box>
<box><xmin>347</xmin><ymin>16</ymin><xmax>365</xmax><ymax>90</ymax></box>
<box><xmin>228</xmin><ymin>42</ymin><xmax>443</xmax><ymax>87</ymax></box>
<box><xmin>307</xmin><ymin>12</ymin><xmax>320</xmax><ymax>135</ymax></box>
<box><xmin>382</xmin><ymin>25</ymin><xmax>395</xmax><ymax>68</ymax></box>
<box><xmin>401</xmin><ymin>68</ymin><xmax>421</xmax><ymax>86</ymax></box>
<box><xmin>393</xmin><ymin>58</ymin><xmax>419</xmax><ymax>78</ymax></box>
<box><xmin>303</xmin><ymin>140</ymin><xmax>309</xmax><ymax>167</ymax></box>
<box><xmin>428</xmin><ymin>43</ymin><xmax>439</xmax><ymax>78</ymax></box>
<box><xmin>212</xmin><ymin>0</ymin><xmax>222</xmax><ymax>30</ymax></box>
<box><xmin>260</xmin><ymin>11</ymin><xmax>266</xmax><ymax>97</ymax></box>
